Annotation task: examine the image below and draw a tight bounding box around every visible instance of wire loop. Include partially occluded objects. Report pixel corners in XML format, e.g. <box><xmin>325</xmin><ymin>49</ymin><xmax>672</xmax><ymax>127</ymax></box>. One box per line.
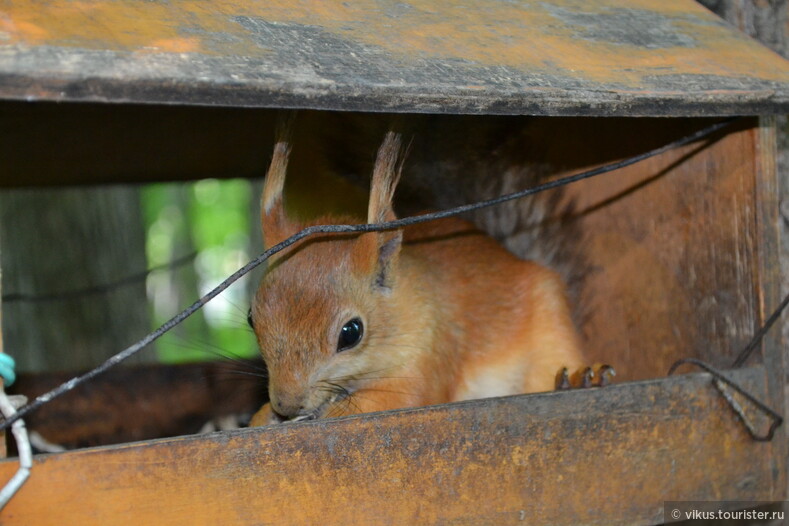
<box><xmin>668</xmin><ymin>358</ymin><xmax>783</xmax><ymax>442</ymax></box>
<box><xmin>0</xmin><ymin>392</ymin><xmax>31</xmax><ymax>509</ymax></box>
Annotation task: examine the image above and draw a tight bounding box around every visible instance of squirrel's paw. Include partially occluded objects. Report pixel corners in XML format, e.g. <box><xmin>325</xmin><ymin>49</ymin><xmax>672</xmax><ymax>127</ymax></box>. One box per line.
<box><xmin>555</xmin><ymin>364</ymin><xmax>615</xmax><ymax>390</ymax></box>
<box><xmin>248</xmin><ymin>403</ymin><xmax>284</xmax><ymax>427</ymax></box>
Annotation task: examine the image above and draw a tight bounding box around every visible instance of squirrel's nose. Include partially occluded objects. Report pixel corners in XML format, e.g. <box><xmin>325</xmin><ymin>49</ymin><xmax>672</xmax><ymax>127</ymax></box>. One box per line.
<box><xmin>270</xmin><ymin>390</ymin><xmax>305</xmax><ymax>418</ymax></box>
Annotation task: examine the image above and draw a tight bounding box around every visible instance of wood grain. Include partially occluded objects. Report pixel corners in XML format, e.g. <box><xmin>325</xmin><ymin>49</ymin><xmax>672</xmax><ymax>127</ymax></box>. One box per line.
<box><xmin>556</xmin><ymin>118</ymin><xmax>764</xmax><ymax>380</ymax></box>
<box><xmin>0</xmin><ymin>367</ymin><xmax>780</xmax><ymax>526</ymax></box>
<box><xmin>0</xmin><ymin>0</ymin><xmax>787</xmax><ymax>115</ymax></box>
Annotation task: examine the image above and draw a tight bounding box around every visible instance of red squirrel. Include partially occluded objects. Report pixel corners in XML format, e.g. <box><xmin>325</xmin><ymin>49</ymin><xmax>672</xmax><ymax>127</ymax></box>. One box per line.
<box><xmin>248</xmin><ymin>131</ymin><xmax>586</xmax><ymax>426</ymax></box>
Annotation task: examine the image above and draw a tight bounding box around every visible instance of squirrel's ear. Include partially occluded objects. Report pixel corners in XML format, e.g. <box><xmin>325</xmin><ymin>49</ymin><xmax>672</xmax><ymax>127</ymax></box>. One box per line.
<box><xmin>261</xmin><ymin>116</ymin><xmax>296</xmax><ymax>249</ymax></box>
<box><xmin>354</xmin><ymin>132</ymin><xmax>404</xmax><ymax>291</ymax></box>
<box><xmin>367</xmin><ymin>132</ymin><xmax>403</xmax><ymax>226</ymax></box>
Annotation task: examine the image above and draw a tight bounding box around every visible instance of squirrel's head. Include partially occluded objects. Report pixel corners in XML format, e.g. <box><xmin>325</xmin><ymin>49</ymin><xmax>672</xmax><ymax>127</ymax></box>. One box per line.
<box><xmin>250</xmin><ymin>131</ymin><xmax>405</xmax><ymax>421</ymax></box>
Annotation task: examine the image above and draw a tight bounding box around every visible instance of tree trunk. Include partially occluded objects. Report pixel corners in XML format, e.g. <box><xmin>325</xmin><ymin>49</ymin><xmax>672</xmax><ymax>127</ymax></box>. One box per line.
<box><xmin>0</xmin><ymin>185</ymin><xmax>152</xmax><ymax>373</ymax></box>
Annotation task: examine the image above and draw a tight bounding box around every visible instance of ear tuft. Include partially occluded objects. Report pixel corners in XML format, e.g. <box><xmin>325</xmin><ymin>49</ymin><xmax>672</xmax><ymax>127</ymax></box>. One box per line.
<box><xmin>261</xmin><ymin>142</ymin><xmax>291</xmax><ymax>215</ymax></box>
<box><xmin>358</xmin><ymin>131</ymin><xmax>406</xmax><ymax>292</ymax></box>
<box><xmin>261</xmin><ymin>113</ymin><xmax>296</xmax><ymax>249</ymax></box>
<box><xmin>367</xmin><ymin>131</ymin><xmax>404</xmax><ymax>225</ymax></box>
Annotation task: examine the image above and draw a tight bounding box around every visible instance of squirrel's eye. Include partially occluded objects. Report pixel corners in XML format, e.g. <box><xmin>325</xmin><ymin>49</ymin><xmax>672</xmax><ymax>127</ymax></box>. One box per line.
<box><xmin>247</xmin><ymin>308</ymin><xmax>254</xmax><ymax>329</ymax></box>
<box><xmin>337</xmin><ymin>318</ymin><xmax>364</xmax><ymax>352</ymax></box>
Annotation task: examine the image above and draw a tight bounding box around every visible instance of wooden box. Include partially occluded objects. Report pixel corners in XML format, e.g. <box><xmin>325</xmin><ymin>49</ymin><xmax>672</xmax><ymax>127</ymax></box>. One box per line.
<box><xmin>0</xmin><ymin>1</ymin><xmax>787</xmax><ymax>524</ymax></box>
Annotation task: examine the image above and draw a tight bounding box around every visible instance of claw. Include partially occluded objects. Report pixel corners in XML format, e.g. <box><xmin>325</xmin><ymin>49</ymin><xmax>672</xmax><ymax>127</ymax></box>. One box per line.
<box><xmin>555</xmin><ymin>364</ymin><xmax>616</xmax><ymax>390</ymax></box>
<box><xmin>555</xmin><ymin>367</ymin><xmax>571</xmax><ymax>390</ymax></box>
<box><xmin>596</xmin><ymin>364</ymin><xmax>616</xmax><ymax>387</ymax></box>
<box><xmin>579</xmin><ymin>366</ymin><xmax>594</xmax><ymax>388</ymax></box>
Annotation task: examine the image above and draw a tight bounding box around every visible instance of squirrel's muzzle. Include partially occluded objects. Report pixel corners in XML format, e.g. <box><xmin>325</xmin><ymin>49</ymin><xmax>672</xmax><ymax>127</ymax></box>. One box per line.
<box><xmin>269</xmin><ymin>389</ymin><xmax>306</xmax><ymax>419</ymax></box>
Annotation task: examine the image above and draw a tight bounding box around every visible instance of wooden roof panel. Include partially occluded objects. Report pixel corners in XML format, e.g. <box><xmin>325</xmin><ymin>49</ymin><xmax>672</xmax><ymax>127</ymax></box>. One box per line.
<box><xmin>0</xmin><ymin>0</ymin><xmax>788</xmax><ymax>115</ymax></box>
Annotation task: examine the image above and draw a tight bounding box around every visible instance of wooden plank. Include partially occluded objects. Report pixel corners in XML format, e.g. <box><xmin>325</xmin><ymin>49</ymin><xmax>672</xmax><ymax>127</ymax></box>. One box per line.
<box><xmin>519</xmin><ymin>118</ymin><xmax>764</xmax><ymax>381</ymax></box>
<box><xmin>0</xmin><ymin>367</ymin><xmax>780</xmax><ymax>525</ymax></box>
<box><xmin>0</xmin><ymin>0</ymin><xmax>788</xmax><ymax>115</ymax></box>
<box><xmin>0</xmin><ymin>101</ymin><xmax>279</xmax><ymax>187</ymax></box>
<box><xmin>753</xmin><ymin>116</ymin><xmax>787</xmax><ymax>495</ymax></box>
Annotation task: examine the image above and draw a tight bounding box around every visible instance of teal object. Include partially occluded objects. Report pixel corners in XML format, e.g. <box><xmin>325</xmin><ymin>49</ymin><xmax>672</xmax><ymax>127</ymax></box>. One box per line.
<box><xmin>0</xmin><ymin>354</ymin><xmax>15</xmax><ymax>387</ymax></box>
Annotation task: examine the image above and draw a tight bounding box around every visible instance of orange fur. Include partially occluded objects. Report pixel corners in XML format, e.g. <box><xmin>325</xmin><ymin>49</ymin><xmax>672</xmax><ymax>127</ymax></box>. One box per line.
<box><xmin>249</xmin><ymin>133</ymin><xmax>585</xmax><ymax>426</ymax></box>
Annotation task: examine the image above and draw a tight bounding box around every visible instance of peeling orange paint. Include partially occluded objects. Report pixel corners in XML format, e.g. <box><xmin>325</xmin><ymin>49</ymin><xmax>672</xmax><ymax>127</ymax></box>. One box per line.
<box><xmin>145</xmin><ymin>37</ymin><xmax>200</xmax><ymax>54</ymax></box>
<box><xmin>0</xmin><ymin>12</ymin><xmax>48</xmax><ymax>42</ymax></box>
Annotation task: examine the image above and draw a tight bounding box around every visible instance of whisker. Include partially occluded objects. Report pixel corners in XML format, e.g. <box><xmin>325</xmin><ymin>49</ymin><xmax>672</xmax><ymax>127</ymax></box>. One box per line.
<box><xmin>218</xmin><ymin>369</ymin><xmax>269</xmax><ymax>380</ymax></box>
<box><xmin>324</xmin><ymin>364</ymin><xmax>418</xmax><ymax>383</ymax></box>
<box><xmin>327</xmin><ymin>395</ymin><xmax>360</xmax><ymax>418</ymax></box>
<box><xmin>324</xmin><ymin>381</ymin><xmax>350</xmax><ymax>396</ymax></box>
<box><xmin>164</xmin><ymin>333</ymin><xmax>264</xmax><ymax>370</ymax></box>
<box><xmin>224</xmin><ymin>297</ymin><xmax>252</xmax><ymax>317</ymax></box>
<box><xmin>316</xmin><ymin>386</ymin><xmax>343</xmax><ymax>398</ymax></box>
<box><xmin>205</xmin><ymin>320</ymin><xmax>257</xmax><ymax>333</ymax></box>
<box><xmin>353</xmin><ymin>387</ymin><xmax>419</xmax><ymax>398</ymax></box>
<box><xmin>324</xmin><ymin>373</ymin><xmax>423</xmax><ymax>385</ymax></box>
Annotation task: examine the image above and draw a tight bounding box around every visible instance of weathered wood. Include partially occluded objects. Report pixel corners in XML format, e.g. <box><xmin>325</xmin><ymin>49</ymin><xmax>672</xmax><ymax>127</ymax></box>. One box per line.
<box><xmin>0</xmin><ymin>0</ymin><xmax>788</xmax><ymax>116</ymax></box>
<box><xmin>0</xmin><ymin>101</ymin><xmax>279</xmax><ymax>187</ymax></box>
<box><xmin>0</xmin><ymin>367</ymin><xmax>779</xmax><ymax>526</ymax></box>
<box><xmin>554</xmin><ymin>118</ymin><xmax>764</xmax><ymax>380</ymax></box>
<box><xmin>691</xmin><ymin>1</ymin><xmax>789</xmax><ymax>510</ymax></box>
<box><xmin>754</xmin><ymin>116</ymin><xmax>787</xmax><ymax>495</ymax></box>
<box><xmin>697</xmin><ymin>0</ymin><xmax>788</xmax><ymax>57</ymax></box>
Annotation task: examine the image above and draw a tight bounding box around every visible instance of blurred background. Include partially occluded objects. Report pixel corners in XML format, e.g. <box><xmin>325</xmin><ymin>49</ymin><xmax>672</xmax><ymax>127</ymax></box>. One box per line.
<box><xmin>1</xmin><ymin>178</ymin><xmax>263</xmax><ymax>374</ymax></box>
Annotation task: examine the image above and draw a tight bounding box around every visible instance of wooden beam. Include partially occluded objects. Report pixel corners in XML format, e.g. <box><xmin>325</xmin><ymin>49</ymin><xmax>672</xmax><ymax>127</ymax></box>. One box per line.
<box><xmin>754</xmin><ymin>116</ymin><xmax>787</xmax><ymax>493</ymax></box>
<box><xmin>0</xmin><ymin>0</ymin><xmax>788</xmax><ymax>115</ymax></box>
<box><xmin>0</xmin><ymin>367</ymin><xmax>781</xmax><ymax>525</ymax></box>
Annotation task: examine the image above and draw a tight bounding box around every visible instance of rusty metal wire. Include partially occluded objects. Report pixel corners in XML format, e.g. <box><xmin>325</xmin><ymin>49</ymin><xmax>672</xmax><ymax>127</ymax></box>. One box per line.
<box><xmin>0</xmin><ymin>117</ymin><xmax>737</xmax><ymax>432</ymax></box>
<box><xmin>1</xmin><ymin>252</ymin><xmax>197</xmax><ymax>303</ymax></box>
<box><xmin>731</xmin><ymin>291</ymin><xmax>789</xmax><ymax>368</ymax></box>
<box><xmin>668</xmin><ymin>357</ymin><xmax>783</xmax><ymax>441</ymax></box>
<box><xmin>667</xmin><ymin>285</ymin><xmax>789</xmax><ymax>442</ymax></box>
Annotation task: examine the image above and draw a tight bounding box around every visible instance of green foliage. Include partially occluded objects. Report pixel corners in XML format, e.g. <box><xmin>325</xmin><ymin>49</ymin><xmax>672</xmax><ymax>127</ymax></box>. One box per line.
<box><xmin>141</xmin><ymin>179</ymin><xmax>258</xmax><ymax>364</ymax></box>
